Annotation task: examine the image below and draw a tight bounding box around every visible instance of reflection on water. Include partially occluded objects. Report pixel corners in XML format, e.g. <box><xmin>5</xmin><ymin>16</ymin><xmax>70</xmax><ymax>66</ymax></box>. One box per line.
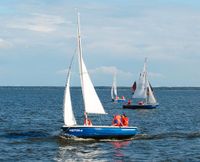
<box><xmin>111</xmin><ymin>140</ymin><xmax>130</xmax><ymax>158</ymax></box>
<box><xmin>55</xmin><ymin>137</ymin><xmax>107</xmax><ymax>161</ymax></box>
<box><xmin>55</xmin><ymin>137</ymin><xmax>133</xmax><ymax>161</ymax></box>
<box><xmin>111</xmin><ymin>141</ymin><xmax>130</xmax><ymax>149</ymax></box>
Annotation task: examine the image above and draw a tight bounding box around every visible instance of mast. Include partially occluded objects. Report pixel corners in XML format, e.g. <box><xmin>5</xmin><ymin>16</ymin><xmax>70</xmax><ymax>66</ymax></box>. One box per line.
<box><xmin>76</xmin><ymin>11</ymin><xmax>106</xmax><ymax>115</ymax></box>
<box><xmin>77</xmin><ymin>12</ymin><xmax>87</xmax><ymax>117</ymax></box>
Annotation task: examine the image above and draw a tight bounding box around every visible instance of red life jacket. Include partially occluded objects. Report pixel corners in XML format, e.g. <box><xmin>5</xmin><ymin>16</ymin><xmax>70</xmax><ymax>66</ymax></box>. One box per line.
<box><xmin>84</xmin><ymin>118</ymin><xmax>92</xmax><ymax>126</ymax></box>
<box><xmin>122</xmin><ymin>116</ymin><xmax>129</xmax><ymax>126</ymax></box>
<box><xmin>112</xmin><ymin>115</ymin><xmax>122</xmax><ymax>126</ymax></box>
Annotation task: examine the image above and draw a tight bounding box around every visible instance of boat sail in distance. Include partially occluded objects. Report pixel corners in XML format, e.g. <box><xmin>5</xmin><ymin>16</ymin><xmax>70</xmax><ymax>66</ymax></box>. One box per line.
<box><xmin>61</xmin><ymin>12</ymin><xmax>139</xmax><ymax>139</ymax></box>
<box><xmin>123</xmin><ymin>58</ymin><xmax>159</xmax><ymax>109</ymax></box>
<box><xmin>111</xmin><ymin>73</ymin><xmax>126</xmax><ymax>103</ymax></box>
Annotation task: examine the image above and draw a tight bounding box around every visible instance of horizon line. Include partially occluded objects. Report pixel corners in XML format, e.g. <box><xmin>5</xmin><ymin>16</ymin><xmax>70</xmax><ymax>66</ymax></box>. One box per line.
<box><xmin>0</xmin><ymin>86</ymin><xmax>200</xmax><ymax>88</ymax></box>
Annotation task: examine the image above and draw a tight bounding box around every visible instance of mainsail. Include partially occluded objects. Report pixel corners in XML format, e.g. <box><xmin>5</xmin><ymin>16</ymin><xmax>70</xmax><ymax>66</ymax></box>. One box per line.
<box><xmin>132</xmin><ymin>59</ymin><xmax>147</xmax><ymax>99</ymax></box>
<box><xmin>111</xmin><ymin>73</ymin><xmax>117</xmax><ymax>100</ymax></box>
<box><xmin>77</xmin><ymin>12</ymin><xmax>106</xmax><ymax>114</ymax></box>
<box><xmin>63</xmin><ymin>56</ymin><xmax>77</xmax><ymax>126</ymax></box>
<box><xmin>132</xmin><ymin>58</ymin><xmax>157</xmax><ymax>104</ymax></box>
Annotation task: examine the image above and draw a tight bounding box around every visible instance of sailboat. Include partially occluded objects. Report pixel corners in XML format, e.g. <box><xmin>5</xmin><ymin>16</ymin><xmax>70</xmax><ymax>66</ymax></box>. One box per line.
<box><xmin>111</xmin><ymin>73</ymin><xmax>126</xmax><ymax>103</ymax></box>
<box><xmin>123</xmin><ymin>58</ymin><xmax>159</xmax><ymax>109</ymax></box>
<box><xmin>61</xmin><ymin>12</ymin><xmax>139</xmax><ymax>139</ymax></box>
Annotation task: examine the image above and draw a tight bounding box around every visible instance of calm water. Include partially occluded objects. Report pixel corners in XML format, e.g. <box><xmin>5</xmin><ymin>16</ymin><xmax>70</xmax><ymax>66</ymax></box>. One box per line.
<box><xmin>0</xmin><ymin>87</ymin><xmax>200</xmax><ymax>161</ymax></box>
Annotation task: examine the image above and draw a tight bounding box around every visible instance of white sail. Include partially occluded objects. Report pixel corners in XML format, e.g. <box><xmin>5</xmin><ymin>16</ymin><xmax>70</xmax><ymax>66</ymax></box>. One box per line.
<box><xmin>111</xmin><ymin>74</ymin><xmax>117</xmax><ymax>100</ymax></box>
<box><xmin>111</xmin><ymin>85</ymin><xmax>114</xmax><ymax>100</ymax></box>
<box><xmin>63</xmin><ymin>69</ymin><xmax>77</xmax><ymax>126</ymax></box>
<box><xmin>132</xmin><ymin>59</ymin><xmax>147</xmax><ymax>99</ymax></box>
<box><xmin>147</xmin><ymin>81</ymin><xmax>157</xmax><ymax>104</ymax></box>
<box><xmin>77</xmin><ymin>12</ymin><xmax>106</xmax><ymax>114</ymax></box>
<box><xmin>132</xmin><ymin>73</ymin><xmax>146</xmax><ymax>99</ymax></box>
<box><xmin>132</xmin><ymin>58</ymin><xmax>157</xmax><ymax>104</ymax></box>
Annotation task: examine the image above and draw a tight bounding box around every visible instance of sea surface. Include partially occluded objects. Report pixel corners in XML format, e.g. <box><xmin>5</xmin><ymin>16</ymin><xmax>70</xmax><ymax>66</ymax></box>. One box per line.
<box><xmin>0</xmin><ymin>87</ymin><xmax>200</xmax><ymax>161</ymax></box>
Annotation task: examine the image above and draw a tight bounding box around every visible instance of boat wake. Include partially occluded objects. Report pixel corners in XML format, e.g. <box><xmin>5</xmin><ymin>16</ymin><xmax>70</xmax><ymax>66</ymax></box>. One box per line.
<box><xmin>2</xmin><ymin>130</ymin><xmax>49</xmax><ymax>139</ymax></box>
<box><xmin>3</xmin><ymin>130</ymin><xmax>200</xmax><ymax>144</ymax></box>
<box><xmin>132</xmin><ymin>131</ymin><xmax>200</xmax><ymax>140</ymax></box>
<box><xmin>1</xmin><ymin>130</ymin><xmax>60</xmax><ymax>143</ymax></box>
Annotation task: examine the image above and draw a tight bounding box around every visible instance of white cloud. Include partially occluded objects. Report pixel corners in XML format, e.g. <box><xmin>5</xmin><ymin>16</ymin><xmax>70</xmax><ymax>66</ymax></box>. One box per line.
<box><xmin>0</xmin><ymin>38</ymin><xmax>12</xmax><ymax>48</ymax></box>
<box><xmin>89</xmin><ymin>66</ymin><xmax>133</xmax><ymax>78</ymax></box>
<box><xmin>57</xmin><ymin>66</ymin><xmax>132</xmax><ymax>77</ymax></box>
<box><xmin>82</xmin><ymin>7</ymin><xmax>200</xmax><ymax>61</ymax></box>
<box><xmin>7</xmin><ymin>13</ymin><xmax>68</xmax><ymax>33</ymax></box>
<box><xmin>148</xmin><ymin>72</ymin><xmax>165</xmax><ymax>79</ymax></box>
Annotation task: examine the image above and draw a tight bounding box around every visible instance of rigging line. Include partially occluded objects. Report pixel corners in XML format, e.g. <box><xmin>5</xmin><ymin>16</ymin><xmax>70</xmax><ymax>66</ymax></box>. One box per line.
<box><xmin>65</xmin><ymin>48</ymin><xmax>77</xmax><ymax>87</ymax></box>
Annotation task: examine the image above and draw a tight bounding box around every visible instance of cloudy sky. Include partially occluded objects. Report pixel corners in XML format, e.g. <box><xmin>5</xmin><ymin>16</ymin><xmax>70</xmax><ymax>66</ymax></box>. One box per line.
<box><xmin>0</xmin><ymin>0</ymin><xmax>200</xmax><ymax>87</ymax></box>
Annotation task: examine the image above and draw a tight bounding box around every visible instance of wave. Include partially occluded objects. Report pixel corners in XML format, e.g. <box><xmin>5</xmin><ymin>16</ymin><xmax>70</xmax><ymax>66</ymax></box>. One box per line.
<box><xmin>2</xmin><ymin>130</ymin><xmax>49</xmax><ymax>139</ymax></box>
<box><xmin>2</xmin><ymin>130</ymin><xmax>200</xmax><ymax>144</ymax></box>
<box><xmin>0</xmin><ymin>130</ymin><xmax>66</xmax><ymax>146</ymax></box>
<box><xmin>132</xmin><ymin>131</ymin><xmax>200</xmax><ymax>140</ymax></box>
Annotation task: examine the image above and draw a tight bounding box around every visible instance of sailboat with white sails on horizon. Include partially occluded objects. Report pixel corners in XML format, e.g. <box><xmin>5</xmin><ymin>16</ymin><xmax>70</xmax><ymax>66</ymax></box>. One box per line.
<box><xmin>123</xmin><ymin>58</ymin><xmax>159</xmax><ymax>109</ymax></box>
<box><xmin>111</xmin><ymin>73</ymin><xmax>126</xmax><ymax>103</ymax></box>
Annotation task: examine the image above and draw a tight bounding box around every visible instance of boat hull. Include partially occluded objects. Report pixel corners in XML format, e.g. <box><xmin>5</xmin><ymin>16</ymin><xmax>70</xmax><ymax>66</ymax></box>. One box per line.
<box><xmin>114</xmin><ymin>99</ymin><xmax>126</xmax><ymax>103</ymax></box>
<box><xmin>61</xmin><ymin>125</ymin><xmax>139</xmax><ymax>139</ymax></box>
<box><xmin>123</xmin><ymin>103</ymin><xmax>159</xmax><ymax>109</ymax></box>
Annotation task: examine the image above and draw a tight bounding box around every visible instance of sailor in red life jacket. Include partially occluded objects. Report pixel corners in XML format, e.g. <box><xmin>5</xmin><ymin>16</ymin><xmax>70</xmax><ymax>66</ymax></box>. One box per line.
<box><xmin>84</xmin><ymin>112</ymin><xmax>92</xmax><ymax>126</ymax></box>
<box><xmin>121</xmin><ymin>113</ymin><xmax>129</xmax><ymax>126</ymax></box>
<box><xmin>112</xmin><ymin>115</ymin><xmax>122</xmax><ymax>126</ymax></box>
<box><xmin>122</xmin><ymin>96</ymin><xmax>125</xmax><ymax>100</ymax></box>
<box><xmin>127</xmin><ymin>99</ymin><xmax>131</xmax><ymax>105</ymax></box>
<box><xmin>138</xmin><ymin>101</ymin><xmax>144</xmax><ymax>105</ymax></box>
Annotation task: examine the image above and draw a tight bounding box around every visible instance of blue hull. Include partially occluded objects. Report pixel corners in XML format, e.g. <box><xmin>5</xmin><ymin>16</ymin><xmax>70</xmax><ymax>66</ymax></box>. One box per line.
<box><xmin>123</xmin><ymin>103</ymin><xmax>159</xmax><ymax>109</ymax></box>
<box><xmin>112</xmin><ymin>99</ymin><xmax>126</xmax><ymax>103</ymax></box>
<box><xmin>116</xmin><ymin>99</ymin><xmax>126</xmax><ymax>103</ymax></box>
<box><xmin>61</xmin><ymin>125</ymin><xmax>139</xmax><ymax>139</ymax></box>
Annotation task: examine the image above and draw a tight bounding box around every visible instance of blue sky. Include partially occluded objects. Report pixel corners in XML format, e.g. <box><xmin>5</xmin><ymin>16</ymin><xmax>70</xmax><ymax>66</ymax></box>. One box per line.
<box><xmin>0</xmin><ymin>0</ymin><xmax>200</xmax><ymax>87</ymax></box>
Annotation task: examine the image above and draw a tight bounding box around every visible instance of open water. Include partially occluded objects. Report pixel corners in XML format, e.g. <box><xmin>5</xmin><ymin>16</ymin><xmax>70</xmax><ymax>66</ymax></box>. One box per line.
<box><xmin>0</xmin><ymin>87</ymin><xmax>200</xmax><ymax>161</ymax></box>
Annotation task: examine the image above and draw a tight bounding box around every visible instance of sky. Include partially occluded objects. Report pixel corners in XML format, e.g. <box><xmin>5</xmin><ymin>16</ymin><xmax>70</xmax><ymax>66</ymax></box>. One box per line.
<box><xmin>0</xmin><ymin>0</ymin><xmax>200</xmax><ymax>87</ymax></box>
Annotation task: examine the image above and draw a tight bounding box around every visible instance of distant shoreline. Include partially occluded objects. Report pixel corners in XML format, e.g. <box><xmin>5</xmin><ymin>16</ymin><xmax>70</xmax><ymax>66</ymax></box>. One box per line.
<box><xmin>0</xmin><ymin>86</ymin><xmax>200</xmax><ymax>89</ymax></box>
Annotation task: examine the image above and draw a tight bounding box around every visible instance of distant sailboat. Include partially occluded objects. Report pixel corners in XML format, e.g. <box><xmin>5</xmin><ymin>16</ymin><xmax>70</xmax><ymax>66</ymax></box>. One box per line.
<box><xmin>61</xmin><ymin>12</ymin><xmax>139</xmax><ymax>139</ymax></box>
<box><xmin>111</xmin><ymin>73</ymin><xmax>126</xmax><ymax>103</ymax></box>
<box><xmin>123</xmin><ymin>58</ymin><xmax>159</xmax><ymax>109</ymax></box>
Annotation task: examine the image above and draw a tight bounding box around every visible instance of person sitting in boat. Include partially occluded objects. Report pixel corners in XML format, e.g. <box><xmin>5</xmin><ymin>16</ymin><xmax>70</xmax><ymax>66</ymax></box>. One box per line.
<box><xmin>127</xmin><ymin>99</ymin><xmax>131</xmax><ymax>105</ymax></box>
<box><xmin>115</xmin><ymin>96</ymin><xmax>119</xmax><ymax>100</ymax></box>
<box><xmin>121</xmin><ymin>96</ymin><xmax>125</xmax><ymax>100</ymax></box>
<box><xmin>121</xmin><ymin>113</ymin><xmax>129</xmax><ymax>126</ymax></box>
<box><xmin>84</xmin><ymin>118</ymin><xmax>92</xmax><ymax>126</ymax></box>
<box><xmin>84</xmin><ymin>112</ymin><xmax>92</xmax><ymax>126</ymax></box>
<box><xmin>138</xmin><ymin>101</ymin><xmax>144</xmax><ymax>105</ymax></box>
<box><xmin>112</xmin><ymin>115</ymin><xmax>122</xmax><ymax>126</ymax></box>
